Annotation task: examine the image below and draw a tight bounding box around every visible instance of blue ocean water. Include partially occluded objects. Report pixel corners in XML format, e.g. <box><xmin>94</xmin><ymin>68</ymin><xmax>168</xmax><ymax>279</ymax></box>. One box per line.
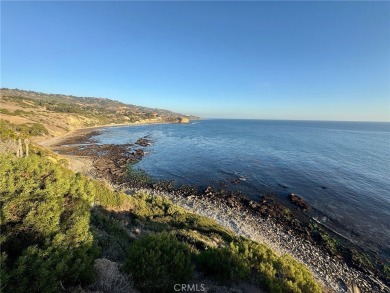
<box><xmin>96</xmin><ymin>119</ymin><xmax>390</xmax><ymax>256</ymax></box>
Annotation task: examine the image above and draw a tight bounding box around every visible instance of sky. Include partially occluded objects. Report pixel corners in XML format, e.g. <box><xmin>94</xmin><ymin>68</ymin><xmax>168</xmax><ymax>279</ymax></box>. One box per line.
<box><xmin>1</xmin><ymin>1</ymin><xmax>389</xmax><ymax>121</ymax></box>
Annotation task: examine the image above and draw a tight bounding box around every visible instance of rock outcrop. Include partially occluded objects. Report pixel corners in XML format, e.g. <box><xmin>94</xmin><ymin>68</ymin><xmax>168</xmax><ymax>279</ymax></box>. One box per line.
<box><xmin>288</xmin><ymin>193</ymin><xmax>309</xmax><ymax>210</ymax></box>
<box><xmin>179</xmin><ymin>117</ymin><xmax>190</xmax><ymax>123</ymax></box>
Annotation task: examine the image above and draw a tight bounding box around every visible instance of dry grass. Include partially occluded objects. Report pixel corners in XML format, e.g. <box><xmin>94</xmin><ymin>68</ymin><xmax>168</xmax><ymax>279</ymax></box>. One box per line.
<box><xmin>89</xmin><ymin>258</ymin><xmax>139</xmax><ymax>293</ymax></box>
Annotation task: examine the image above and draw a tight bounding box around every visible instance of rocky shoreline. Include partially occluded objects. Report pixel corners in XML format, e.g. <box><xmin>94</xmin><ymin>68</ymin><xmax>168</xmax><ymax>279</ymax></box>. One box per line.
<box><xmin>159</xmin><ymin>190</ymin><xmax>386</xmax><ymax>293</ymax></box>
<box><xmin>45</xmin><ymin>127</ymin><xmax>390</xmax><ymax>293</ymax></box>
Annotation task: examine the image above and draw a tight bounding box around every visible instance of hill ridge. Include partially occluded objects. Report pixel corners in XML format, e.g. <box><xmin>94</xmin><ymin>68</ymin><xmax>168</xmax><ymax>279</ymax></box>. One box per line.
<box><xmin>0</xmin><ymin>88</ymin><xmax>198</xmax><ymax>138</ymax></box>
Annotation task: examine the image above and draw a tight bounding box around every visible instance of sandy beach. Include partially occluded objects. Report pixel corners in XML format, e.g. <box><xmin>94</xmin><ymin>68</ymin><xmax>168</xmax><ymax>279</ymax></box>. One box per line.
<box><xmin>36</xmin><ymin>122</ymin><xmax>142</xmax><ymax>147</ymax></box>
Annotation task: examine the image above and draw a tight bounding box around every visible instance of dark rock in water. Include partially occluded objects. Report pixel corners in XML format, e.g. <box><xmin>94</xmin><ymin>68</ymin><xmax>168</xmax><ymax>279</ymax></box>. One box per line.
<box><xmin>204</xmin><ymin>186</ymin><xmax>216</xmax><ymax>195</ymax></box>
<box><xmin>177</xmin><ymin>185</ymin><xmax>198</xmax><ymax>196</ymax></box>
<box><xmin>135</xmin><ymin>137</ymin><xmax>151</xmax><ymax>147</ymax></box>
<box><xmin>219</xmin><ymin>180</ymin><xmax>227</xmax><ymax>188</ymax></box>
<box><xmin>288</xmin><ymin>193</ymin><xmax>309</xmax><ymax>210</ymax></box>
<box><xmin>321</xmin><ymin>186</ymin><xmax>328</xmax><ymax>189</ymax></box>
<box><xmin>278</xmin><ymin>183</ymin><xmax>289</xmax><ymax>189</ymax></box>
<box><xmin>132</xmin><ymin>149</ymin><xmax>144</xmax><ymax>159</ymax></box>
<box><xmin>229</xmin><ymin>178</ymin><xmax>240</xmax><ymax>185</ymax></box>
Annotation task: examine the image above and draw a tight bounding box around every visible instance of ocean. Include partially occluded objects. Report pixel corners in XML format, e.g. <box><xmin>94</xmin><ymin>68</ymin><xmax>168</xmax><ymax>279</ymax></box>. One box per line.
<box><xmin>95</xmin><ymin>119</ymin><xmax>390</xmax><ymax>257</ymax></box>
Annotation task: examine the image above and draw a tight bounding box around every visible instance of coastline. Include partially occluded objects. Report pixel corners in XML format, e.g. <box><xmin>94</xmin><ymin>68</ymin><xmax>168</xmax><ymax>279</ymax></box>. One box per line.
<box><xmin>147</xmin><ymin>188</ymin><xmax>382</xmax><ymax>292</ymax></box>
<box><xmin>40</xmin><ymin>125</ymin><xmax>390</xmax><ymax>293</ymax></box>
<box><xmin>36</xmin><ymin>121</ymin><xmax>181</xmax><ymax>148</ymax></box>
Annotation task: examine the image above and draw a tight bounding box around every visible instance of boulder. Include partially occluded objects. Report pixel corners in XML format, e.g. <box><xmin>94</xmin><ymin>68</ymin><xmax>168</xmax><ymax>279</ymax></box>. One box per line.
<box><xmin>288</xmin><ymin>193</ymin><xmax>309</xmax><ymax>210</ymax></box>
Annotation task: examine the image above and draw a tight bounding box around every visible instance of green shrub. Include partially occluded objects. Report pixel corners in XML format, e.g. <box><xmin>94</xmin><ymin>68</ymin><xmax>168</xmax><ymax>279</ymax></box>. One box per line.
<box><xmin>15</xmin><ymin>123</ymin><xmax>49</xmax><ymax>136</ymax></box>
<box><xmin>90</xmin><ymin>207</ymin><xmax>134</xmax><ymax>261</ymax></box>
<box><xmin>13</xmin><ymin>109</ymin><xmax>30</xmax><ymax>116</ymax></box>
<box><xmin>0</xmin><ymin>154</ymin><xmax>98</xmax><ymax>293</ymax></box>
<box><xmin>197</xmin><ymin>246</ymin><xmax>250</xmax><ymax>283</ymax></box>
<box><xmin>174</xmin><ymin>230</ymin><xmax>221</xmax><ymax>251</ymax></box>
<box><xmin>0</xmin><ymin>108</ymin><xmax>11</xmax><ymax>115</ymax></box>
<box><xmin>0</xmin><ymin>119</ymin><xmax>17</xmax><ymax>139</ymax></box>
<box><xmin>130</xmin><ymin>192</ymin><xmax>183</xmax><ymax>219</ymax></box>
<box><xmin>235</xmin><ymin>240</ymin><xmax>321</xmax><ymax>293</ymax></box>
<box><xmin>9</xmin><ymin>245</ymin><xmax>97</xmax><ymax>293</ymax></box>
<box><xmin>27</xmin><ymin>123</ymin><xmax>49</xmax><ymax>136</ymax></box>
<box><xmin>123</xmin><ymin>233</ymin><xmax>193</xmax><ymax>292</ymax></box>
<box><xmin>0</xmin><ymin>120</ymin><xmax>48</xmax><ymax>138</ymax></box>
<box><xmin>171</xmin><ymin>213</ymin><xmax>235</xmax><ymax>242</ymax></box>
<box><xmin>275</xmin><ymin>255</ymin><xmax>321</xmax><ymax>293</ymax></box>
<box><xmin>93</xmin><ymin>180</ymin><xmax>127</xmax><ymax>208</ymax></box>
<box><xmin>0</xmin><ymin>252</ymin><xmax>9</xmax><ymax>293</ymax></box>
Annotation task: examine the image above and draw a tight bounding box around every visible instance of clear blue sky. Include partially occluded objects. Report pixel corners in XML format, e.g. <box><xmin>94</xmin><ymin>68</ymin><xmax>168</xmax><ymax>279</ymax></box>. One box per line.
<box><xmin>1</xmin><ymin>1</ymin><xmax>389</xmax><ymax>121</ymax></box>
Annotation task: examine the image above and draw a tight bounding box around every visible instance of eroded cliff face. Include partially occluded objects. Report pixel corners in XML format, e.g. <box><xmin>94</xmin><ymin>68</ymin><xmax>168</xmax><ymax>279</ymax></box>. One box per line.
<box><xmin>179</xmin><ymin>117</ymin><xmax>190</xmax><ymax>123</ymax></box>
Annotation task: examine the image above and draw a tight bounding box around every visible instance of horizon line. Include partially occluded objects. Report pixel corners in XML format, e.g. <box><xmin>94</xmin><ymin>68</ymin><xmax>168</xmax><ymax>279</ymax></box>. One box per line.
<box><xmin>202</xmin><ymin>117</ymin><xmax>390</xmax><ymax>123</ymax></box>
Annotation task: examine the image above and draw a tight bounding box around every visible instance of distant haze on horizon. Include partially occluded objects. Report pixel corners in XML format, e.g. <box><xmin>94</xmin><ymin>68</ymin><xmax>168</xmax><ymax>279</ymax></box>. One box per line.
<box><xmin>1</xmin><ymin>1</ymin><xmax>389</xmax><ymax>122</ymax></box>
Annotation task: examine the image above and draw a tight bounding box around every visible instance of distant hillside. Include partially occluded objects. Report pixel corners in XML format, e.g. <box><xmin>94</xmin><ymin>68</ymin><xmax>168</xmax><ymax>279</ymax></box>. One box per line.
<box><xmin>0</xmin><ymin>88</ymin><xmax>198</xmax><ymax>138</ymax></box>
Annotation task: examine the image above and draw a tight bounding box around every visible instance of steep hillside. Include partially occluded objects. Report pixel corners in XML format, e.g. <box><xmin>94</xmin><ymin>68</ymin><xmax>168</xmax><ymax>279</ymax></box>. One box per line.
<box><xmin>0</xmin><ymin>88</ymin><xmax>197</xmax><ymax>138</ymax></box>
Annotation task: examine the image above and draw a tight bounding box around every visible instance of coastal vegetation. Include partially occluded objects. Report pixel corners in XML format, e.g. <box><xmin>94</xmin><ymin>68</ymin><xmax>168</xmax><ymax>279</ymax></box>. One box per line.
<box><xmin>0</xmin><ymin>132</ymin><xmax>322</xmax><ymax>292</ymax></box>
<box><xmin>123</xmin><ymin>233</ymin><xmax>194</xmax><ymax>292</ymax></box>
<box><xmin>0</xmin><ymin>119</ymin><xmax>48</xmax><ymax>139</ymax></box>
<box><xmin>0</xmin><ymin>153</ymin><xmax>98</xmax><ymax>293</ymax></box>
